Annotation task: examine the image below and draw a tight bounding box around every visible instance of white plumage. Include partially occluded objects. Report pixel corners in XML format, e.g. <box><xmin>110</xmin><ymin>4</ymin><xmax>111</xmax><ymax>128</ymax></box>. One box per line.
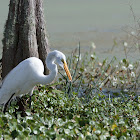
<box><xmin>0</xmin><ymin>50</ymin><xmax>72</xmax><ymax>106</ymax></box>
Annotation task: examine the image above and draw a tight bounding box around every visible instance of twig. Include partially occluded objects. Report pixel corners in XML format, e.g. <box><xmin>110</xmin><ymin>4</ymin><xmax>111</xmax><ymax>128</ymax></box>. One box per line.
<box><xmin>72</xmin><ymin>42</ymin><xmax>81</xmax><ymax>80</ymax></box>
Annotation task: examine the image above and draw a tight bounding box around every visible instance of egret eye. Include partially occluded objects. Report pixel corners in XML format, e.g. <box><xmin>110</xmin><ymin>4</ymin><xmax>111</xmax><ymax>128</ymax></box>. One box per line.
<box><xmin>61</xmin><ymin>59</ymin><xmax>64</xmax><ymax>63</ymax></box>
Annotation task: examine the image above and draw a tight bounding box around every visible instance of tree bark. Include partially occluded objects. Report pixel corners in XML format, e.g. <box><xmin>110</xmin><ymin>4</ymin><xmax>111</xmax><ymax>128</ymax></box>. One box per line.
<box><xmin>2</xmin><ymin>0</ymin><xmax>50</xmax><ymax>79</ymax></box>
<box><xmin>2</xmin><ymin>0</ymin><xmax>19</xmax><ymax>79</ymax></box>
<box><xmin>35</xmin><ymin>0</ymin><xmax>50</xmax><ymax>74</ymax></box>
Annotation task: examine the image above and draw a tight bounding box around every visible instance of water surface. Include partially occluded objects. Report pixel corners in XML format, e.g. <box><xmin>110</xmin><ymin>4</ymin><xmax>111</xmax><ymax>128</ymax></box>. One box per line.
<box><xmin>0</xmin><ymin>0</ymin><xmax>140</xmax><ymax>60</ymax></box>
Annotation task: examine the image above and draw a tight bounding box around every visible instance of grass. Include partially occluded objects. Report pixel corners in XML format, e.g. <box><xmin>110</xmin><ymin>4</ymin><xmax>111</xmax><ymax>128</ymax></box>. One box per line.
<box><xmin>0</xmin><ymin>45</ymin><xmax>140</xmax><ymax>139</ymax></box>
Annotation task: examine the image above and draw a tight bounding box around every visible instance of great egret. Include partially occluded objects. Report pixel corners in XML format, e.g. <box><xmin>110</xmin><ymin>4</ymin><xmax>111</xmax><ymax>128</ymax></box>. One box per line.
<box><xmin>0</xmin><ymin>50</ymin><xmax>72</xmax><ymax>113</ymax></box>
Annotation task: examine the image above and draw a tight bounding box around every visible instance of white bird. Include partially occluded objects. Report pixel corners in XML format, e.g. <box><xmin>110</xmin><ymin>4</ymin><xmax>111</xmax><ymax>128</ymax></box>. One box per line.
<box><xmin>0</xmin><ymin>50</ymin><xmax>72</xmax><ymax>113</ymax></box>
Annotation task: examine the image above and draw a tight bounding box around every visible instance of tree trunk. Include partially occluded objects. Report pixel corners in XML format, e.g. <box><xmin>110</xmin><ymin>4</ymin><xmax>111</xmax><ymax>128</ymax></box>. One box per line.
<box><xmin>2</xmin><ymin>0</ymin><xmax>19</xmax><ymax>79</ymax></box>
<box><xmin>35</xmin><ymin>0</ymin><xmax>50</xmax><ymax>74</ymax></box>
<box><xmin>2</xmin><ymin>0</ymin><xmax>50</xmax><ymax>79</ymax></box>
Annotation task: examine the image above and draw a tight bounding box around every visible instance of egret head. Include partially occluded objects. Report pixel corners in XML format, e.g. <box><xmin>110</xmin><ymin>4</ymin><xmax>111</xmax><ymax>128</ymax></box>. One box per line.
<box><xmin>55</xmin><ymin>50</ymin><xmax>66</xmax><ymax>69</ymax></box>
<box><xmin>48</xmin><ymin>50</ymin><xmax>72</xmax><ymax>81</ymax></box>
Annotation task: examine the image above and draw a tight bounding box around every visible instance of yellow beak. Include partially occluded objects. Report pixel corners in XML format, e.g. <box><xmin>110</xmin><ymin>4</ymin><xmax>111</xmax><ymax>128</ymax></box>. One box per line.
<box><xmin>63</xmin><ymin>61</ymin><xmax>72</xmax><ymax>81</ymax></box>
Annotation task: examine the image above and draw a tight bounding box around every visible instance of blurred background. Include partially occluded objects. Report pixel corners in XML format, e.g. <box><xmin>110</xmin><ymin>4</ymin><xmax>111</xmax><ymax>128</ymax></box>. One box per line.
<box><xmin>0</xmin><ymin>0</ymin><xmax>140</xmax><ymax>60</ymax></box>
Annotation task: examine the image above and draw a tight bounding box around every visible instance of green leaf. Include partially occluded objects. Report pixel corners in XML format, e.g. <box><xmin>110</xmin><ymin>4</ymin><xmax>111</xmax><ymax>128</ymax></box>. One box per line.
<box><xmin>64</xmin><ymin>129</ymin><xmax>70</xmax><ymax>135</ymax></box>
<box><xmin>52</xmin><ymin>89</ymin><xmax>64</xmax><ymax>94</ymax></box>
<box><xmin>11</xmin><ymin>130</ymin><xmax>19</xmax><ymax>139</ymax></box>
<box><xmin>23</xmin><ymin>130</ymin><xmax>29</xmax><ymax>137</ymax></box>
<box><xmin>17</xmin><ymin>124</ymin><xmax>23</xmax><ymax>131</ymax></box>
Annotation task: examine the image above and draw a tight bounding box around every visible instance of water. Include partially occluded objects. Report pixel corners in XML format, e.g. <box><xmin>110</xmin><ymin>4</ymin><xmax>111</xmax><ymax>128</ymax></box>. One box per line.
<box><xmin>0</xmin><ymin>0</ymin><xmax>140</xmax><ymax>60</ymax></box>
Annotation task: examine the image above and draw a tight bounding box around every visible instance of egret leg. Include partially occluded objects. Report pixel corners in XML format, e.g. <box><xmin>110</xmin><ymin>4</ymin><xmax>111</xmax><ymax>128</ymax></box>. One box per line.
<box><xmin>3</xmin><ymin>93</ymin><xmax>15</xmax><ymax>114</ymax></box>
<box><xmin>29</xmin><ymin>90</ymin><xmax>33</xmax><ymax>108</ymax></box>
<box><xmin>16</xmin><ymin>97</ymin><xmax>26</xmax><ymax>117</ymax></box>
<box><xmin>16</xmin><ymin>96</ymin><xmax>25</xmax><ymax>107</ymax></box>
<box><xmin>29</xmin><ymin>95</ymin><xmax>32</xmax><ymax>108</ymax></box>
<box><xmin>16</xmin><ymin>96</ymin><xmax>21</xmax><ymax>102</ymax></box>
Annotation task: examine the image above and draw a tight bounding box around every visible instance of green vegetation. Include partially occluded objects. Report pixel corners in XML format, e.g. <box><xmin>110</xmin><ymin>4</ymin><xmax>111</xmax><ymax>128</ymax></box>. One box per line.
<box><xmin>0</xmin><ymin>46</ymin><xmax>139</xmax><ymax>139</ymax></box>
<box><xmin>0</xmin><ymin>88</ymin><xmax>139</xmax><ymax>139</ymax></box>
